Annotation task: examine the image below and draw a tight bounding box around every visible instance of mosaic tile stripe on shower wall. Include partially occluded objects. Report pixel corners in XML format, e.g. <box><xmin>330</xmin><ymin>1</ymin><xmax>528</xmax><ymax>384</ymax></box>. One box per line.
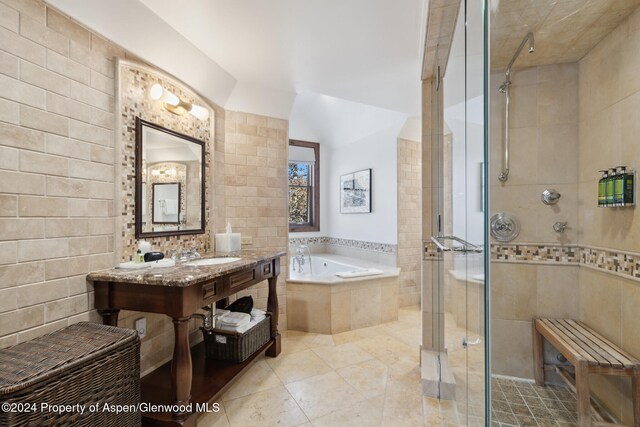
<box><xmin>425</xmin><ymin>240</ymin><xmax>640</xmax><ymax>282</ymax></box>
<box><xmin>490</xmin><ymin>243</ymin><xmax>640</xmax><ymax>283</ymax></box>
<box><xmin>491</xmin><ymin>244</ymin><xmax>580</xmax><ymax>264</ymax></box>
<box><xmin>581</xmin><ymin>246</ymin><xmax>640</xmax><ymax>280</ymax></box>
<box><xmin>288</xmin><ymin>237</ymin><xmax>397</xmax><ymax>253</ymax></box>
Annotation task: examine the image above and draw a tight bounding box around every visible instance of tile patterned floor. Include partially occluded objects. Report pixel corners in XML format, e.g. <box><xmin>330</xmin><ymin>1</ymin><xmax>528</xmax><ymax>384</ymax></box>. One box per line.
<box><xmin>491</xmin><ymin>377</ymin><xmax>586</xmax><ymax>427</ymax></box>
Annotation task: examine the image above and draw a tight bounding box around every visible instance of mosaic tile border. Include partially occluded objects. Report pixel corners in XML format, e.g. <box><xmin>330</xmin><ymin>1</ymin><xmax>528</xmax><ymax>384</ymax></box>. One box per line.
<box><xmin>288</xmin><ymin>236</ymin><xmax>397</xmax><ymax>253</ymax></box>
<box><xmin>581</xmin><ymin>245</ymin><xmax>640</xmax><ymax>280</ymax></box>
<box><xmin>491</xmin><ymin>244</ymin><xmax>580</xmax><ymax>264</ymax></box>
<box><xmin>492</xmin><ymin>243</ymin><xmax>640</xmax><ymax>283</ymax></box>
<box><xmin>425</xmin><ymin>241</ymin><xmax>640</xmax><ymax>282</ymax></box>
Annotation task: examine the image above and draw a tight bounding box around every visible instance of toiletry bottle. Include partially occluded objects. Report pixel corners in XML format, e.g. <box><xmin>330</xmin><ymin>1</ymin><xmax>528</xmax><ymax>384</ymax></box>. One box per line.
<box><xmin>606</xmin><ymin>168</ymin><xmax>616</xmax><ymax>207</ymax></box>
<box><xmin>135</xmin><ymin>249</ymin><xmax>143</xmax><ymax>263</ymax></box>
<box><xmin>614</xmin><ymin>166</ymin><xmax>625</xmax><ymax>206</ymax></box>
<box><xmin>598</xmin><ymin>170</ymin><xmax>607</xmax><ymax>207</ymax></box>
<box><xmin>625</xmin><ymin>169</ymin><xmax>635</xmax><ymax>206</ymax></box>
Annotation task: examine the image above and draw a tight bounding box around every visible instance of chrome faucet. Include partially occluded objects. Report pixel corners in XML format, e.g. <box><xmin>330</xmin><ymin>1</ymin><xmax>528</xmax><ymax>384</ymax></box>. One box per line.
<box><xmin>292</xmin><ymin>244</ymin><xmax>312</xmax><ymax>273</ymax></box>
<box><xmin>178</xmin><ymin>247</ymin><xmax>201</xmax><ymax>262</ymax></box>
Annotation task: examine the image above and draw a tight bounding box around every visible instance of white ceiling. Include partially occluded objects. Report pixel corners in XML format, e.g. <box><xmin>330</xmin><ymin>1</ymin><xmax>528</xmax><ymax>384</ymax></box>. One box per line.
<box><xmin>48</xmin><ymin>0</ymin><xmax>426</xmax><ymax>147</ymax></box>
<box><xmin>138</xmin><ymin>0</ymin><xmax>425</xmax><ymax>115</ymax></box>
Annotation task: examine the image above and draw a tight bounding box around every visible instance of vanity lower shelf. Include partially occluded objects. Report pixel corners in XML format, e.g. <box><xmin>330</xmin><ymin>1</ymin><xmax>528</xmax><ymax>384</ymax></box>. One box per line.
<box><xmin>140</xmin><ymin>339</ymin><xmax>275</xmax><ymax>426</ymax></box>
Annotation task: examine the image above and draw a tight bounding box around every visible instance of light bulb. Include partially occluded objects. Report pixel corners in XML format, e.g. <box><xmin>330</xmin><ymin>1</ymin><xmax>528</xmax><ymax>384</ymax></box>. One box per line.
<box><xmin>189</xmin><ymin>104</ymin><xmax>210</xmax><ymax>120</ymax></box>
<box><xmin>148</xmin><ymin>83</ymin><xmax>180</xmax><ymax>106</ymax></box>
<box><xmin>149</xmin><ymin>83</ymin><xmax>163</xmax><ymax>100</ymax></box>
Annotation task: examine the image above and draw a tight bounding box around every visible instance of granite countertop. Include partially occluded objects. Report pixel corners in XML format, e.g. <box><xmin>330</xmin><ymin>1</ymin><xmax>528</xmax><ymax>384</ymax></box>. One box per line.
<box><xmin>86</xmin><ymin>250</ymin><xmax>286</xmax><ymax>287</ymax></box>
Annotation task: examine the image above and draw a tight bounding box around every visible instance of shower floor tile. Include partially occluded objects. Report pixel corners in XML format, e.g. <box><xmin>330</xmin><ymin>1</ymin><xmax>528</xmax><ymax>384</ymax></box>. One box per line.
<box><xmin>490</xmin><ymin>376</ymin><xmax>599</xmax><ymax>427</ymax></box>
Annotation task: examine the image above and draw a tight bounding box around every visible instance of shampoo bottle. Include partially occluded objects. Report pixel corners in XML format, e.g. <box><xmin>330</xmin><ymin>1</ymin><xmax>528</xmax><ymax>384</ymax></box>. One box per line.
<box><xmin>606</xmin><ymin>168</ymin><xmax>616</xmax><ymax>206</ymax></box>
<box><xmin>598</xmin><ymin>170</ymin><xmax>607</xmax><ymax>207</ymax></box>
<box><xmin>625</xmin><ymin>169</ymin><xmax>635</xmax><ymax>206</ymax></box>
<box><xmin>614</xmin><ymin>166</ymin><xmax>625</xmax><ymax>206</ymax></box>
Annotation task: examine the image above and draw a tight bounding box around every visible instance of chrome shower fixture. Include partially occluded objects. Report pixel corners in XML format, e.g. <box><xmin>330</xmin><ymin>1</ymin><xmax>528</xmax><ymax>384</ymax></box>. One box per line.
<box><xmin>541</xmin><ymin>189</ymin><xmax>561</xmax><ymax>205</ymax></box>
<box><xmin>498</xmin><ymin>32</ymin><xmax>535</xmax><ymax>182</ymax></box>
<box><xmin>553</xmin><ymin>222</ymin><xmax>568</xmax><ymax>233</ymax></box>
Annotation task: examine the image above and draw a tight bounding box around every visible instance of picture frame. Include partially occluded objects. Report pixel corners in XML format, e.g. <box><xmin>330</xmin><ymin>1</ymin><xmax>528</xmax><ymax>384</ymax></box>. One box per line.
<box><xmin>340</xmin><ymin>168</ymin><xmax>372</xmax><ymax>213</ymax></box>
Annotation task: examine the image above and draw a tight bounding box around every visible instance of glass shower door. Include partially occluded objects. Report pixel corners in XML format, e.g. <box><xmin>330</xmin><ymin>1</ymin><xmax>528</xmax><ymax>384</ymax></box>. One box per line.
<box><xmin>429</xmin><ymin>0</ymin><xmax>487</xmax><ymax>424</ymax></box>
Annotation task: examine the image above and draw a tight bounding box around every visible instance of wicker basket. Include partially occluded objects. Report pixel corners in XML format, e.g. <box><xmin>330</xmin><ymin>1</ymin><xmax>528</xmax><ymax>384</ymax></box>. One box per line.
<box><xmin>202</xmin><ymin>315</ymin><xmax>271</xmax><ymax>363</ymax></box>
<box><xmin>0</xmin><ymin>322</ymin><xmax>140</xmax><ymax>427</ymax></box>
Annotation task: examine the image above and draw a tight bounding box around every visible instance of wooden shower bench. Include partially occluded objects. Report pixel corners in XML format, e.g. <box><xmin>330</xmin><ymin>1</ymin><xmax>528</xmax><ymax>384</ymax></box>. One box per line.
<box><xmin>533</xmin><ymin>318</ymin><xmax>640</xmax><ymax>427</ymax></box>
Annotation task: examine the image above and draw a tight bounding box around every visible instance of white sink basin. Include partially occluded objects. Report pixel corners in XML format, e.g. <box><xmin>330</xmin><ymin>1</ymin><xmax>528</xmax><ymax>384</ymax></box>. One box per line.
<box><xmin>186</xmin><ymin>257</ymin><xmax>242</xmax><ymax>267</ymax></box>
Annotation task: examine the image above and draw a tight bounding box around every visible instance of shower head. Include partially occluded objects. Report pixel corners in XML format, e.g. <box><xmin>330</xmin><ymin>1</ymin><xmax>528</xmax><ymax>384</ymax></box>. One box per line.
<box><xmin>504</xmin><ymin>32</ymin><xmax>536</xmax><ymax>80</ymax></box>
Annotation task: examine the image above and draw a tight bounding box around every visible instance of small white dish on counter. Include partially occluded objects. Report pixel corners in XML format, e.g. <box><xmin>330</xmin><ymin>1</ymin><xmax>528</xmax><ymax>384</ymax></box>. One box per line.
<box><xmin>118</xmin><ymin>259</ymin><xmax>176</xmax><ymax>269</ymax></box>
<box><xmin>185</xmin><ymin>257</ymin><xmax>242</xmax><ymax>267</ymax></box>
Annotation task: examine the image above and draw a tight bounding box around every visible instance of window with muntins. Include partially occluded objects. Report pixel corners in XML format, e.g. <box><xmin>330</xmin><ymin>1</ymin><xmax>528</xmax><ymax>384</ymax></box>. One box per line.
<box><xmin>288</xmin><ymin>140</ymin><xmax>320</xmax><ymax>232</ymax></box>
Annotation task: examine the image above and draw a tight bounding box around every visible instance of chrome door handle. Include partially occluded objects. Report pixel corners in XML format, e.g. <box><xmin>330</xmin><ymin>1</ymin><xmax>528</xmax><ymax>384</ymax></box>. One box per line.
<box><xmin>462</xmin><ymin>337</ymin><xmax>482</xmax><ymax>349</ymax></box>
<box><xmin>429</xmin><ymin>236</ymin><xmax>483</xmax><ymax>253</ymax></box>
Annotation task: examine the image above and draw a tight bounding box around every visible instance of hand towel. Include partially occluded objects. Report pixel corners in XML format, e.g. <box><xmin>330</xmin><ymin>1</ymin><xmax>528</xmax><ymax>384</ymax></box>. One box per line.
<box><xmin>335</xmin><ymin>268</ymin><xmax>384</xmax><ymax>279</ymax></box>
<box><xmin>217</xmin><ymin>311</ymin><xmax>251</xmax><ymax>328</ymax></box>
<box><xmin>217</xmin><ymin>320</ymin><xmax>256</xmax><ymax>334</ymax></box>
<box><xmin>250</xmin><ymin>308</ymin><xmax>266</xmax><ymax>321</ymax></box>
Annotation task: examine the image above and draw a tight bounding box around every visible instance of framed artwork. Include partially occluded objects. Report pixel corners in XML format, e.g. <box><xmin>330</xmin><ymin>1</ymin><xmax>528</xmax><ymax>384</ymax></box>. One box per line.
<box><xmin>340</xmin><ymin>168</ymin><xmax>372</xmax><ymax>213</ymax></box>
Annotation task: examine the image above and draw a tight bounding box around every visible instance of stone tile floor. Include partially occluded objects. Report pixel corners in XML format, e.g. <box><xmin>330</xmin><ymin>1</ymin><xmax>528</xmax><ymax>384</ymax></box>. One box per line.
<box><xmin>197</xmin><ymin>305</ymin><xmax>455</xmax><ymax>427</ymax></box>
<box><xmin>196</xmin><ymin>306</ymin><xmax>586</xmax><ymax>427</ymax></box>
<box><xmin>491</xmin><ymin>377</ymin><xmax>588</xmax><ymax>427</ymax></box>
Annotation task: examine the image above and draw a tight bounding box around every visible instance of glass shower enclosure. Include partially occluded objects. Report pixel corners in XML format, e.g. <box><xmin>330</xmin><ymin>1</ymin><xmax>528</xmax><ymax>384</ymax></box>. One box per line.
<box><xmin>423</xmin><ymin>0</ymin><xmax>487</xmax><ymax>425</ymax></box>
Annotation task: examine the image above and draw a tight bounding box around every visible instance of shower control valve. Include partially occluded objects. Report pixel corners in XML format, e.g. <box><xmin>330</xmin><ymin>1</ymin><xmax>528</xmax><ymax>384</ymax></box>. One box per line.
<box><xmin>553</xmin><ymin>222</ymin><xmax>568</xmax><ymax>233</ymax></box>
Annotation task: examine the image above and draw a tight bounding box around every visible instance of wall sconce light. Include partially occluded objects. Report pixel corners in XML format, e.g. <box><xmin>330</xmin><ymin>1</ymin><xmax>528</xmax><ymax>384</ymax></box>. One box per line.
<box><xmin>148</xmin><ymin>83</ymin><xmax>210</xmax><ymax>121</ymax></box>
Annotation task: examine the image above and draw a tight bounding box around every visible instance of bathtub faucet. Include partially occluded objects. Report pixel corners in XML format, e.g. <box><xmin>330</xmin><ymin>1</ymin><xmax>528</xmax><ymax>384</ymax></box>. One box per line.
<box><xmin>293</xmin><ymin>244</ymin><xmax>312</xmax><ymax>273</ymax></box>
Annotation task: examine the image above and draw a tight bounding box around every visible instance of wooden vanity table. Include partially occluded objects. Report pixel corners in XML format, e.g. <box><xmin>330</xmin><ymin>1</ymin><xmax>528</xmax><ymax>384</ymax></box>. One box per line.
<box><xmin>87</xmin><ymin>250</ymin><xmax>284</xmax><ymax>427</ymax></box>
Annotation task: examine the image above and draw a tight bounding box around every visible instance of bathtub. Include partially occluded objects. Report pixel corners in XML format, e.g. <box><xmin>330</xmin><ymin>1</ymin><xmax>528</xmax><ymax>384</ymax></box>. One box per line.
<box><xmin>286</xmin><ymin>254</ymin><xmax>400</xmax><ymax>334</ymax></box>
<box><xmin>288</xmin><ymin>255</ymin><xmax>394</xmax><ymax>283</ymax></box>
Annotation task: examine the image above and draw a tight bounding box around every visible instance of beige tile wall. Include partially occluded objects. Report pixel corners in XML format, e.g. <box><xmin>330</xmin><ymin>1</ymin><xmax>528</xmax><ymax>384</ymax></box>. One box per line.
<box><xmin>578</xmin><ymin>7</ymin><xmax>640</xmax><ymax>252</ymax></box>
<box><xmin>489</xmin><ymin>62</ymin><xmax>580</xmax><ymax>379</ymax></box>
<box><xmin>489</xmin><ymin>63</ymin><xmax>579</xmax><ymax>245</ymax></box>
<box><xmin>489</xmin><ymin>262</ymin><xmax>579</xmax><ymax>378</ymax></box>
<box><xmin>0</xmin><ymin>0</ymin><xmax>118</xmax><ymax>350</ymax></box>
<box><xmin>576</xmin><ymin>8</ymin><xmax>640</xmax><ymax>424</ymax></box>
<box><xmin>224</xmin><ymin>110</ymin><xmax>289</xmax><ymax>330</ymax></box>
<box><xmin>0</xmin><ymin>0</ymin><xmax>290</xmax><ymax>376</ymax></box>
<box><xmin>397</xmin><ymin>137</ymin><xmax>422</xmax><ymax>307</ymax></box>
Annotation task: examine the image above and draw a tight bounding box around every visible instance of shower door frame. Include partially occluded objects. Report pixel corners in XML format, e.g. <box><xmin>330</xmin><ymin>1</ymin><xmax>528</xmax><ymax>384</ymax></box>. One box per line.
<box><xmin>422</xmin><ymin>0</ymin><xmax>490</xmax><ymax>423</ymax></box>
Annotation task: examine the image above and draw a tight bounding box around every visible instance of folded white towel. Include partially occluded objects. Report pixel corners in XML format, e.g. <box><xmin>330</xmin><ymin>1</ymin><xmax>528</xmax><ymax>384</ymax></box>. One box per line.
<box><xmin>217</xmin><ymin>312</ymin><xmax>251</xmax><ymax>327</ymax></box>
<box><xmin>335</xmin><ymin>268</ymin><xmax>384</xmax><ymax>279</ymax></box>
<box><xmin>250</xmin><ymin>308</ymin><xmax>266</xmax><ymax>321</ymax></box>
<box><xmin>215</xmin><ymin>309</ymin><xmax>230</xmax><ymax>317</ymax></box>
<box><xmin>217</xmin><ymin>319</ymin><xmax>257</xmax><ymax>334</ymax></box>
<box><xmin>250</xmin><ymin>308</ymin><xmax>266</xmax><ymax>317</ymax></box>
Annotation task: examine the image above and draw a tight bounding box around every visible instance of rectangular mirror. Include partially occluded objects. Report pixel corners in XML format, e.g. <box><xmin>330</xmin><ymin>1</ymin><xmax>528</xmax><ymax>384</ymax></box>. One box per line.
<box><xmin>135</xmin><ymin>117</ymin><xmax>205</xmax><ymax>238</ymax></box>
